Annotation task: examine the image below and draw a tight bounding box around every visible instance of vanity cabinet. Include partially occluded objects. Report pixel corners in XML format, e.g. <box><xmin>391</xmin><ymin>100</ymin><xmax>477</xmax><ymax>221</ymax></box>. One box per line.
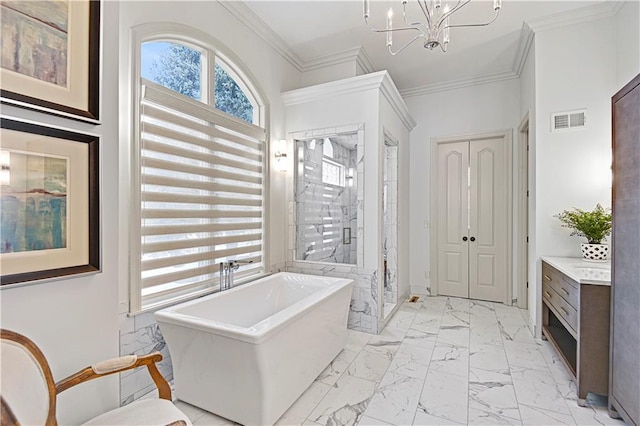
<box><xmin>541</xmin><ymin>259</ymin><xmax>611</xmax><ymax>405</ymax></box>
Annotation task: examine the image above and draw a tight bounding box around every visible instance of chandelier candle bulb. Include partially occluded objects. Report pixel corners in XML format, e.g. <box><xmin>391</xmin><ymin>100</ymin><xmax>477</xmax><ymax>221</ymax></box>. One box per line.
<box><xmin>363</xmin><ymin>0</ymin><xmax>503</xmax><ymax>54</ymax></box>
<box><xmin>443</xmin><ymin>17</ymin><xmax>450</xmax><ymax>45</ymax></box>
<box><xmin>386</xmin><ymin>8</ymin><xmax>393</xmax><ymax>47</ymax></box>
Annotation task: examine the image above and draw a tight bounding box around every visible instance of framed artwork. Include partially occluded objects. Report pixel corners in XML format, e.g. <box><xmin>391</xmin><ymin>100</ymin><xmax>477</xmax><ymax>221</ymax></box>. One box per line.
<box><xmin>0</xmin><ymin>0</ymin><xmax>100</xmax><ymax>121</ymax></box>
<box><xmin>0</xmin><ymin>118</ymin><xmax>100</xmax><ymax>286</ymax></box>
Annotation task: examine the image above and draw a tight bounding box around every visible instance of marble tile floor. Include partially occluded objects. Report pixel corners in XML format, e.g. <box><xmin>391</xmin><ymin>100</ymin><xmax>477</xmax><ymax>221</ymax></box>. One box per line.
<box><xmin>173</xmin><ymin>296</ymin><xmax>626</xmax><ymax>426</ymax></box>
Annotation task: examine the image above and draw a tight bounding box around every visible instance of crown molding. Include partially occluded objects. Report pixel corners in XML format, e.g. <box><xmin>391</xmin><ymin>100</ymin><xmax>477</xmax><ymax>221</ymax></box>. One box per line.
<box><xmin>526</xmin><ymin>1</ymin><xmax>621</xmax><ymax>32</ymax></box>
<box><xmin>380</xmin><ymin>72</ymin><xmax>417</xmax><ymax>131</ymax></box>
<box><xmin>217</xmin><ymin>1</ymin><xmax>304</xmax><ymax>71</ymax></box>
<box><xmin>302</xmin><ymin>47</ymin><xmax>362</xmax><ymax>72</ymax></box>
<box><xmin>512</xmin><ymin>23</ymin><xmax>535</xmax><ymax>77</ymax></box>
<box><xmin>218</xmin><ymin>1</ymin><xmax>379</xmax><ymax>75</ymax></box>
<box><xmin>282</xmin><ymin>71</ymin><xmax>415</xmax><ymax>131</ymax></box>
<box><xmin>400</xmin><ymin>70</ymin><xmax>519</xmax><ymax>98</ymax></box>
<box><xmin>356</xmin><ymin>47</ymin><xmax>376</xmax><ymax>75</ymax></box>
<box><xmin>282</xmin><ymin>71</ymin><xmax>388</xmax><ymax>106</ymax></box>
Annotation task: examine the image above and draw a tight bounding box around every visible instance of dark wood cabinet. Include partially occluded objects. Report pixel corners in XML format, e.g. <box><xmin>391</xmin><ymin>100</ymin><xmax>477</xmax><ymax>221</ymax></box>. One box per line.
<box><xmin>610</xmin><ymin>73</ymin><xmax>640</xmax><ymax>426</ymax></box>
<box><xmin>541</xmin><ymin>260</ymin><xmax>611</xmax><ymax>405</ymax></box>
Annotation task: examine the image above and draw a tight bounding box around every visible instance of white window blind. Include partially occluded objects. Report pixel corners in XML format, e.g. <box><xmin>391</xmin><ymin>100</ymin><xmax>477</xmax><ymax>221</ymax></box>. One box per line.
<box><xmin>136</xmin><ymin>80</ymin><xmax>265</xmax><ymax>310</ymax></box>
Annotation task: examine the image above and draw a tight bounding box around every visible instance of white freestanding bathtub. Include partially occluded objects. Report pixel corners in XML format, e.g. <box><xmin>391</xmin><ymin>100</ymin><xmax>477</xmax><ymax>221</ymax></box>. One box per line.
<box><xmin>154</xmin><ymin>272</ymin><xmax>353</xmax><ymax>426</ymax></box>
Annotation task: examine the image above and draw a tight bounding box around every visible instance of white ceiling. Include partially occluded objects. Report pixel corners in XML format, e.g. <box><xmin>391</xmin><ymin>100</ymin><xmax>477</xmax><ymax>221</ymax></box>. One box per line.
<box><xmin>242</xmin><ymin>0</ymin><xmax>608</xmax><ymax>91</ymax></box>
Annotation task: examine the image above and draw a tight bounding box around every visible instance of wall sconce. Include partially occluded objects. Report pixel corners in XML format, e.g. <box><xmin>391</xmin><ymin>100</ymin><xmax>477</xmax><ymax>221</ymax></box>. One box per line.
<box><xmin>0</xmin><ymin>150</ymin><xmax>10</xmax><ymax>186</ymax></box>
<box><xmin>274</xmin><ymin>139</ymin><xmax>288</xmax><ymax>173</ymax></box>
<box><xmin>346</xmin><ymin>167</ymin><xmax>354</xmax><ymax>187</ymax></box>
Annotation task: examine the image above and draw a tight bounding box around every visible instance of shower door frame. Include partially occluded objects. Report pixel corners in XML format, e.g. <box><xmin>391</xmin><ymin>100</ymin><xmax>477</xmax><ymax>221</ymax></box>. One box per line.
<box><xmin>289</xmin><ymin>124</ymin><xmax>365</xmax><ymax>269</ymax></box>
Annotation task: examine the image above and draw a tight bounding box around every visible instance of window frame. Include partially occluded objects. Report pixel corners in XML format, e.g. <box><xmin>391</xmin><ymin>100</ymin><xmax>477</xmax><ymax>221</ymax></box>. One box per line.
<box><xmin>128</xmin><ymin>23</ymin><xmax>269</xmax><ymax>314</ymax></box>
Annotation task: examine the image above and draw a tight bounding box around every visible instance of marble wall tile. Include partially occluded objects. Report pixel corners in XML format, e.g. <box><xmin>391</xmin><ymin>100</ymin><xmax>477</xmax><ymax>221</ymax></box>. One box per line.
<box><xmin>294</xmin><ymin>137</ymin><xmax>359</xmax><ymax>265</ymax></box>
<box><xmin>119</xmin><ymin>318</ymin><xmax>173</xmax><ymax>405</ymax></box>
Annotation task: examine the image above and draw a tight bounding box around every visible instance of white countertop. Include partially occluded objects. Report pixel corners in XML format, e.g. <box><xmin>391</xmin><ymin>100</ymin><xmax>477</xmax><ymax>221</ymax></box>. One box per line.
<box><xmin>541</xmin><ymin>256</ymin><xmax>611</xmax><ymax>286</ymax></box>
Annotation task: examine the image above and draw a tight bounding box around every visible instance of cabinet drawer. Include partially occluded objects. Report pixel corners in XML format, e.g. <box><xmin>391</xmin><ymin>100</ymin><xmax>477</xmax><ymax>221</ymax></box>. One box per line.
<box><xmin>542</xmin><ymin>263</ymin><xmax>579</xmax><ymax>309</ymax></box>
<box><xmin>543</xmin><ymin>282</ymin><xmax>578</xmax><ymax>332</ymax></box>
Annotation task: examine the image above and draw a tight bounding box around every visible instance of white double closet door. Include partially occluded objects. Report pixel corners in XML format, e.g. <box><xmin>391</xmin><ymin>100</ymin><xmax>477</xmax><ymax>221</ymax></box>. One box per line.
<box><xmin>437</xmin><ymin>136</ymin><xmax>508</xmax><ymax>303</ymax></box>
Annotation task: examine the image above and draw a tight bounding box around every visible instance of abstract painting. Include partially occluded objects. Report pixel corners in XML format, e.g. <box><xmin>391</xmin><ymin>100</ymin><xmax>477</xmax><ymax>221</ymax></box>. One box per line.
<box><xmin>0</xmin><ymin>0</ymin><xmax>100</xmax><ymax>121</ymax></box>
<box><xmin>1</xmin><ymin>0</ymin><xmax>69</xmax><ymax>87</ymax></box>
<box><xmin>1</xmin><ymin>150</ymin><xmax>68</xmax><ymax>253</ymax></box>
<box><xmin>0</xmin><ymin>118</ymin><xmax>100</xmax><ymax>286</ymax></box>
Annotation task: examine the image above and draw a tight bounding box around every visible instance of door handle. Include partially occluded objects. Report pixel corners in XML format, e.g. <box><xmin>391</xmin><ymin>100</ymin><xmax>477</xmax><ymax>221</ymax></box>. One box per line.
<box><xmin>470</xmin><ymin>237</ymin><xmax>476</xmax><ymax>242</ymax></box>
<box><xmin>462</xmin><ymin>236</ymin><xmax>468</xmax><ymax>241</ymax></box>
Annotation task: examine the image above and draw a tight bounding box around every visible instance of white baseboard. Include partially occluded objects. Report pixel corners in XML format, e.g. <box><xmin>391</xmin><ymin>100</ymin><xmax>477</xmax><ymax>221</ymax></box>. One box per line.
<box><xmin>410</xmin><ymin>285</ymin><xmax>430</xmax><ymax>296</ymax></box>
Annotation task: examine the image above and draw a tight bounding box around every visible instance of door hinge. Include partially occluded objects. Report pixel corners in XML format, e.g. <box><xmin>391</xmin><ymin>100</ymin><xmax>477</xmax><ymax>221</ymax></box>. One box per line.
<box><xmin>526</xmin><ymin>236</ymin><xmax>529</xmax><ymax>243</ymax></box>
<box><xmin>527</xmin><ymin>282</ymin><xmax>529</xmax><ymax>288</ymax></box>
<box><xmin>527</xmin><ymin>144</ymin><xmax>530</xmax><ymax>152</ymax></box>
<box><xmin>526</xmin><ymin>190</ymin><xmax>529</xmax><ymax>197</ymax></box>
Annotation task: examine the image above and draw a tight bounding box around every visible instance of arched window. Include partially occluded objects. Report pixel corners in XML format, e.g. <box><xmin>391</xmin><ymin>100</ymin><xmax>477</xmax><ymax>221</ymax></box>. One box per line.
<box><xmin>139</xmin><ymin>40</ymin><xmax>257</xmax><ymax>124</ymax></box>
<box><xmin>130</xmin><ymin>24</ymin><xmax>267</xmax><ymax>312</ymax></box>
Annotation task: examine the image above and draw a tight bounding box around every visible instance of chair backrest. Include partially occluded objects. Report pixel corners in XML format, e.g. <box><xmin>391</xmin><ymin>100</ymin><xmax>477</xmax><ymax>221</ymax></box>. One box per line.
<box><xmin>0</xmin><ymin>329</ymin><xmax>57</xmax><ymax>426</ymax></box>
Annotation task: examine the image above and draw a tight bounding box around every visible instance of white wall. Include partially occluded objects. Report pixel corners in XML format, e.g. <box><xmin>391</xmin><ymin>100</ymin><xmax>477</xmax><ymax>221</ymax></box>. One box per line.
<box><xmin>519</xmin><ymin>40</ymin><xmax>537</xmax><ymax>329</ymax></box>
<box><xmin>0</xmin><ymin>2</ymin><xmax>121</xmax><ymax>423</ymax></box>
<box><xmin>615</xmin><ymin>1</ymin><xmax>640</xmax><ymax>90</ymax></box>
<box><xmin>379</xmin><ymin>96</ymin><xmax>412</xmax><ymax>300</ymax></box>
<box><xmin>534</xmin><ymin>18</ymin><xmax>616</xmax><ymax>257</ymax></box>
<box><xmin>300</xmin><ymin>62</ymin><xmax>359</xmax><ymax>88</ymax></box>
<box><xmin>405</xmin><ymin>79</ymin><xmax>520</xmax><ymax>295</ymax></box>
<box><xmin>532</xmin><ymin>16</ymin><xmax>616</xmax><ymax>334</ymax></box>
<box><xmin>284</xmin><ymin>88</ymin><xmax>381</xmax><ymax>269</ymax></box>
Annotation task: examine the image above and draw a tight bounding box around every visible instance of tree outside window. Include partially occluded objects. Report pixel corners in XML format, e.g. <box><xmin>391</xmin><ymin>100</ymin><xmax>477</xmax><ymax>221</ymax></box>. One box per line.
<box><xmin>141</xmin><ymin>41</ymin><xmax>254</xmax><ymax>123</ymax></box>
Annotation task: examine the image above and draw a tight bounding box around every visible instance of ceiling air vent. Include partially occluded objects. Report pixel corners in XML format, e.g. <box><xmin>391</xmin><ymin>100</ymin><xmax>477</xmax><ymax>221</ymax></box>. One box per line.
<box><xmin>552</xmin><ymin>109</ymin><xmax>587</xmax><ymax>132</ymax></box>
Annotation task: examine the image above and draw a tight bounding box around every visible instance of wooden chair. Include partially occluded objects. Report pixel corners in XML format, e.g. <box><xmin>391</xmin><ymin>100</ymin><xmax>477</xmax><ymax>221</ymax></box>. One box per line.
<box><xmin>0</xmin><ymin>329</ymin><xmax>191</xmax><ymax>426</ymax></box>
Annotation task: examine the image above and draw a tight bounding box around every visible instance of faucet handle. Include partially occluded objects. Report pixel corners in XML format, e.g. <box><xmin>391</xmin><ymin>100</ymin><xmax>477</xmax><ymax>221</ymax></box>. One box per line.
<box><xmin>229</xmin><ymin>259</ymin><xmax>253</xmax><ymax>270</ymax></box>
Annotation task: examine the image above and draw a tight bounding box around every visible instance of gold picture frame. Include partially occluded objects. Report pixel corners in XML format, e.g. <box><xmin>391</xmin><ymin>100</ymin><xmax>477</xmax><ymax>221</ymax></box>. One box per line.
<box><xmin>0</xmin><ymin>118</ymin><xmax>100</xmax><ymax>286</ymax></box>
<box><xmin>0</xmin><ymin>0</ymin><xmax>100</xmax><ymax>121</ymax></box>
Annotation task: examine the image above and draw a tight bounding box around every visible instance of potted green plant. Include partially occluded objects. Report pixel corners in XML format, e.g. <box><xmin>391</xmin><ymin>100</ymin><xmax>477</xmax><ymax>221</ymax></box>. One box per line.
<box><xmin>555</xmin><ymin>204</ymin><xmax>612</xmax><ymax>260</ymax></box>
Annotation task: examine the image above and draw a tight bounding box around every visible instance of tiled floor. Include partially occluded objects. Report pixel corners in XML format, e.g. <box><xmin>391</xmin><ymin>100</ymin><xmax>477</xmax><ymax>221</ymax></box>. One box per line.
<box><xmin>174</xmin><ymin>296</ymin><xmax>626</xmax><ymax>425</ymax></box>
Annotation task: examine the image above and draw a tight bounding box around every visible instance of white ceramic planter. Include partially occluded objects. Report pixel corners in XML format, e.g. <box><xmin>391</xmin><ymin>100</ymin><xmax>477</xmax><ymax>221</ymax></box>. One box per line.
<box><xmin>581</xmin><ymin>243</ymin><xmax>609</xmax><ymax>261</ymax></box>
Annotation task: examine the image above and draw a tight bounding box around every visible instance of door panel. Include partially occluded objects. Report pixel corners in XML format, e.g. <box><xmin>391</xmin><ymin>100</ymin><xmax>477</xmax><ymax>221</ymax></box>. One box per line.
<box><xmin>437</xmin><ymin>142</ymin><xmax>469</xmax><ymax>298</ymax></box>
<box><xmin>469</xmin><ymin>138</ymin><xmax>507</xmax><ymax>302</ymax></box>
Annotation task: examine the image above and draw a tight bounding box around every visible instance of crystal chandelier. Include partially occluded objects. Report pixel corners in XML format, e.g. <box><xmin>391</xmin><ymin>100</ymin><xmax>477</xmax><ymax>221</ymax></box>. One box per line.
<box><xmin>363</xmin><ymin>0</ymin><xmax>503</xmax><ymax>54</ymax></box>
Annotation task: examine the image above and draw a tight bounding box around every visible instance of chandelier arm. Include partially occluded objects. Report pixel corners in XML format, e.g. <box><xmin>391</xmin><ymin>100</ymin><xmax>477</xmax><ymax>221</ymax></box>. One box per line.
<box><xmin>436</xmin><ymin>0</ymin><xmax>468</xmax><ymax>27</ymax></box>
<box><xmin>443</xmin><ymin>8</ymin><xmax>500</xmax><ymax>29</ymax></box>
<box><xmin>402</xmin><ymin>3</ymin><xmax>424</xmax><ymax>27</ymax></box>
<box><xmin>365</xmin><ymin>17</ymin><xmax>427</xmax><ymax>35</ymax></box>
<box><xmin>418</xmin><ymin>0</ymin><xmax>432</xmax><ymax>27</ymax></box>
<box><xmin>388</xmin><ymin>33</ymin><xmax>425</xmax><ymax>56</ymax></box>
